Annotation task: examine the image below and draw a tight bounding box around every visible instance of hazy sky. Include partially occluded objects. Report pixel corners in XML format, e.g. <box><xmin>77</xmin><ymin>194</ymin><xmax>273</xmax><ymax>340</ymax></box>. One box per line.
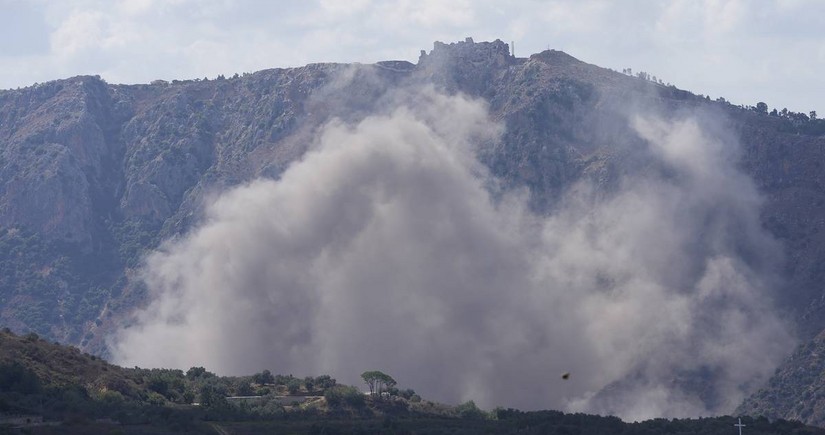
<box><xmin>1</xmin><ymin>0</ymin><xmax>822</xmax><ymax>113</ymax></box>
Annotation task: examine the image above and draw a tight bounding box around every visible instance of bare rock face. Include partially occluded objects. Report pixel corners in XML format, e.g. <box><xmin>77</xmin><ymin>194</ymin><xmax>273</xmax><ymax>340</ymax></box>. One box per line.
<box><xmin>419</xmin><ymin>38</ymin><xmax>514</xmax><ymax>79</ymax></box>
<box><xmin>1</xmin><ymin>39</ymin><xmax>825</xmax><ymax>423</ymax></box>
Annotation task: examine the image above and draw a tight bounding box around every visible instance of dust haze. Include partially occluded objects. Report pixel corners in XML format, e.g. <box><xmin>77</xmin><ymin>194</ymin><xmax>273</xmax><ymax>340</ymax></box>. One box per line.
<box><xmin>110</xmin><ymin>86</ymin><xmax>794</xmax><ymax>420</ymax></box>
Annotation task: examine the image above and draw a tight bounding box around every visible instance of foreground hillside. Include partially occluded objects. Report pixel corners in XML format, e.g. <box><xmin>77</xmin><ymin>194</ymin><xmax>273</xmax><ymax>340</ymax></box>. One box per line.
<box><xmin>1</xmin><ymin>330</ymin><xmax>823</xmax><ymax>434</ymax></box>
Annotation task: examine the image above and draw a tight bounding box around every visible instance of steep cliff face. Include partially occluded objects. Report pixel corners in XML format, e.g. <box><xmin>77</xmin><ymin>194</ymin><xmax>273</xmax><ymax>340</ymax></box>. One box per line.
<box><xmin>0</xmin><ymin>77</ymin><xmax>119</xmax><ymax>247</ymax></box>
<box><xmin>1</xmin><ymin>39</ymin><xmax>825</xmax><ymax>421</ymax></box>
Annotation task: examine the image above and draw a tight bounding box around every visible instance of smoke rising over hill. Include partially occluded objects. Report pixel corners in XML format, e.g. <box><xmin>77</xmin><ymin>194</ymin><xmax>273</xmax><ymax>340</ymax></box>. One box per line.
<box><xmin>111</xmin><ymin>87</ymin><xmax>793</xmax><ymax>420</ymax></box>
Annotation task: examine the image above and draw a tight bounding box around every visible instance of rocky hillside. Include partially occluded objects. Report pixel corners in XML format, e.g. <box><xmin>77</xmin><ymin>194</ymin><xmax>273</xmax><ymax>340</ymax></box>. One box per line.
<box><xmin>737</xmin><ymin>329</ymin><xmax>825</xmax><ymax>426</ymax></box>
<box><xmin>2</xmin><ymin>38</ymin><xmax>825</xmax><ymax>423</ymax></box>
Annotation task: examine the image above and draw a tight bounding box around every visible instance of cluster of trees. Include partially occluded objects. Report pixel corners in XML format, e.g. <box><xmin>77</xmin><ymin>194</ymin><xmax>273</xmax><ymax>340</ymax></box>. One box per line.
<box><xmin>13</xmin><ymin>330</ymin><xmax>815</xmax><ymax>433</ymax></box>
<box><xmin>752</xmin><ymin>102</ymin><xmax>825</xmax><ymax>136</ymax></box>
<box><xmin>755</xmin><ymin>101</ymin><xmax>817</xmax><ymax>122</ymax></box>
<box><xmin>5</xmin><ymin>338</ymin><xmax>818</xmax><ymax>435</ymax></box>
<box><xmin>249</xmin><ymin>370</ymin><xmax>337</xmax><ymax>395</ymax></box>
<box><xmin>616</xmin><ymin>68</ymin><xmax>823</xmax><ymax>138</ymax></box>
<box><xmin>688</xmin><ymin>94</ymin><xmax>824</xmax><ymax>137</ymax></box>
<box><xmin>323</xmin><ymin>385</ymin><xmax>365</xmax><ymax>408</ymax></box>
<box><xmin>621</xmin><ymin>68</ymin><xmax>671</xmax><ymax>87</ymax></box>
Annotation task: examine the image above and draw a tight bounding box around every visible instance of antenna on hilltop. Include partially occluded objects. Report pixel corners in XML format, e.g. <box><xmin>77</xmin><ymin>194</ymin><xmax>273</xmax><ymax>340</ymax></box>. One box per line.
<box><xmin>734</xmin><ymin>418</ymin><xmax>746</xmax><ymax>435</ymax></box>
<box><xmin>510</xmin><ymin>41</ymin><xmax>515</xmax><ymax>57</ymax></box>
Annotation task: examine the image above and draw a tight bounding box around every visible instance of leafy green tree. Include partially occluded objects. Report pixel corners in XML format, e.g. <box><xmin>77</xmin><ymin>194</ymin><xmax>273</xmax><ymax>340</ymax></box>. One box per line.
<box><xmin>199</xmin><ymin>384</ymin><xmax>228</xmax><ymax>408</ymax></box>
<box><xmin>324</xmin><ymin>385</ymin><xmax>365</xmax><ymax>408</ymax></box>
<box><xmin>274</xmin><ymin>374</ymin><xmax>293</xmax><ymax>386</ymax></box>
<box><xmin>314</xmin><ymin>375</ymin><xmax>336</xmax><ymax>390</ymax></box>
<box><xmin>303</xmin><ymin>376</ymin><xmax>314</xmax><ymax>392</ymax></box>
<box><xmin>252</xmin><ymin>369</ymin><xmax>274</xmax><ymax>385</ymax></box>
<box><xmin>324</xmin><ymin>386</ymin><xmax>343</xmax><ymax>406</ymax></box>
<box><xmin>182</xmin><ymin>390</ymin><xmax>195</xmax><ymax>404</ymax></box>
<box><xmin>186</xmin><ymin>366</ymin><xmax>208</xmax><ymax>379</ymax></box>
<box><xmin>361</xmin><ymin>370</ymin><xmax>396</xmax><ymax>398</ymax></box>
<box><xmin>235</xmin><ymin>380</ymin><xmax>255</xmax><ymax>396</ymax></box>
<box><xmin>756</xmin><ymin>102</ymin><xmax>768</xmax><ymax>114</ymax></box>
<box><xmin>147</xmin><ymin>375</ymin><xmax>169</xmax><ymax>396</ymax></box>
<box><xmin>286</xmin><ymin>378</ymin><xmax>301</xmax><ymax>394</ymax></box>
<box><xmin>455</xmin><ymin>400</ymin><xmax>486</xmax><ymax>419</ymax></box>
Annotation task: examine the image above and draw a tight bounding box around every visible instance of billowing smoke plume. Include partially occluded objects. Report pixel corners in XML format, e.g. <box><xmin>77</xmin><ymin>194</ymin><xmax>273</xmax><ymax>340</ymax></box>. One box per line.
<box><xmin>110</xmin><ymin>88</ymin><xmax>793</xmax><ymax>420</ymax></box>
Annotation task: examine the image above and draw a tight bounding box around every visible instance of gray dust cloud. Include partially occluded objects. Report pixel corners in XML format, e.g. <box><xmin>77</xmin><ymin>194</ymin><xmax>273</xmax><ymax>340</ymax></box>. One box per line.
<box><xmin>111</xmin><ymin>87</ymin><xmax>793</xmax><ymax>421</ymax></box>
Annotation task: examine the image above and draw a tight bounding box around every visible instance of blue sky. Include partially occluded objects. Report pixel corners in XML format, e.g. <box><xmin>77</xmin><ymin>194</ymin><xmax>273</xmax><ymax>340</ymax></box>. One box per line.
<box><xmin>1</xmin><ymin>0</ymin><xmax>822</xmax><ymax>114</ymax></box>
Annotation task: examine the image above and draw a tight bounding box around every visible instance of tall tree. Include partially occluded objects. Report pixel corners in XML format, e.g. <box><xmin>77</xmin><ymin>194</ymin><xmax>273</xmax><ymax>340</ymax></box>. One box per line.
<box><xmin>361</xmin><ymin>370</ymin><xmax>397</xmax><ymax>398</ymax></box>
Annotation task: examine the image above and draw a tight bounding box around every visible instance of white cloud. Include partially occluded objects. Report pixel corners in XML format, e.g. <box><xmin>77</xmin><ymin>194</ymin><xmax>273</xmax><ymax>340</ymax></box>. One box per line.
<box><xmin>117</xmin><ymin>0</ymin><xmax>154</xmax><ymax>16</ymax></box>
<box><xmin>0</xmin><ymin>1</ymin><xmax>822</xmax><ymax>120</ymax></box>
<box><xmin>49</xmin><ymin>9</ymin><xmax>106</xmax><ymax>57</ymax></box>
<box><xmin>702</xmin><ymin>0</ymin><xmax>746</xmax><ymax>36</ymax></box>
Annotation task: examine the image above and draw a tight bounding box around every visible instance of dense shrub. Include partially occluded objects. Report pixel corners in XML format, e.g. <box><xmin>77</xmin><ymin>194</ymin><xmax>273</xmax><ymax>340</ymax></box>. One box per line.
<box><xmin>324</xmin><ymin>385</ymin><xmax>365</xmax><ymax>408</ymax></box>
<box><xmin>0</xmin><ymin>361</ymin><xmax>41</xmax><ymax>393</ymax></box>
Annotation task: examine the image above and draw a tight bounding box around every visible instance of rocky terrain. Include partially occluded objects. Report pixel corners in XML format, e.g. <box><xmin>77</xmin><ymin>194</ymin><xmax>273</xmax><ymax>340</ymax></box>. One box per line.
<box><xmin>2</xmin><ymin>38</ymin><xmax>825</xmax><ymax>424</ymax></box>
<box><xmin>737</xmin><ymin>328</ymin><xmax>825</xmax><ymax>425</ymax></box>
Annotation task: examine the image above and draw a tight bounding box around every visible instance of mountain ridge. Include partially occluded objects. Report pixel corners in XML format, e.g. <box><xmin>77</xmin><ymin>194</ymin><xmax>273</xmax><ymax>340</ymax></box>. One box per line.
<box><xmin>2</xmin><ymin>38</ymin><xmax>825</xmax><ymax>424</ymax></box>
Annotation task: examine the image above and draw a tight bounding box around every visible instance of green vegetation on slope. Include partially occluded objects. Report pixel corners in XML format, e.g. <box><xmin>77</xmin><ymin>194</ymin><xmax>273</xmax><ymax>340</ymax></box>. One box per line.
<box><xmin>1</xmin><ymin>328</ymin><xmax>824</xmax><ymax>434</ymax></box>
<box><xmin>0</xmin><ymin>228</ymin><xmax>120</xmax><ymax>343</ymax></box>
